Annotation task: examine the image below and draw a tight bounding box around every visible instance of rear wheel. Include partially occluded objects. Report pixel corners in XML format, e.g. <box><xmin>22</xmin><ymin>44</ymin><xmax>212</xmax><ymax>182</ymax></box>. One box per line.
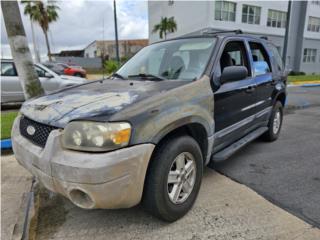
<box><xmin>262</xmin><ymin>101</ymin><xmax>283</xmax><ymax>141</ymax></box>
<box><xmin>143</xmin><ymin>135</ymin><xmax>203</xmax><ymax>222</ymax></box>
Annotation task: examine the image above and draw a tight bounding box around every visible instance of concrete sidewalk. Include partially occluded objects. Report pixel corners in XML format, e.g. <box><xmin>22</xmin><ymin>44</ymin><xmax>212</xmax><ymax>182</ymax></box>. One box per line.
<box><xmin>33</xmin><ymin>169</ymin><xmax>320</xmax><ymax>240</ymax></box>
<box><xmin>1</xmin><ymin>153</ymin><xmax>33</xmax><ymax>240</ymax></box>
<box><xmin>2</xmin><ymin>150</ymin><xmax>320</xmax><ymax>240</ymax></box>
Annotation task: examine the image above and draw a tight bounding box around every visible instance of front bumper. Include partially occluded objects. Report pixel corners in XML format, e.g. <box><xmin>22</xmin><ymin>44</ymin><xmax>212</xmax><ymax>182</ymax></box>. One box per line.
<box><xmin>11</xmin><ymin>116</ymin><xmax>155</xmax><ymax>209</ymax></box>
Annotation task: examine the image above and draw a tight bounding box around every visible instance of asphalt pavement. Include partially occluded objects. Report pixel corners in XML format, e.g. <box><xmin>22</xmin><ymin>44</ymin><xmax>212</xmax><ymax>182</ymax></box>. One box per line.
<box><xmin>214</xmin><ymin>86</ymin><xmax>320</xmax><ymax>228</ymax></box>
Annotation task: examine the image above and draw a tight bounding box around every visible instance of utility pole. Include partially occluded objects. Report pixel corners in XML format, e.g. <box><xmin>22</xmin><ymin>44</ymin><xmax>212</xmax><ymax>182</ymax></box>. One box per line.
<box><xmin>282</xmin><ymin>0</ymin><xmax>292</xmax><ymax>68</ymax></box>
<box><xmin>30</xmin><ymin>20</ymin><xmax>41</xmax><ymax>63</ymax></box>
<box><xmin>1</xmin><ymin>0</ymin><xmax>44</xmax><ymax>99</ymax></box>
<box><xmin>113</xmin><ymin>0</ymin><xmax>120</xmax><ymax>64</ymax></box>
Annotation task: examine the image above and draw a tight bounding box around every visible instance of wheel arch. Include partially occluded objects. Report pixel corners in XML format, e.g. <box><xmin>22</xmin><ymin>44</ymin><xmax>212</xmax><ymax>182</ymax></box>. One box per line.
<box><xmin>151</xmin><ymin>118</ymin><xmax>213</xmax><ymax>165</ymax></box>
<box><xmin>274</xmin><ymin>91</ymin><xmax>286</xmax><ymax>107</ymax></box>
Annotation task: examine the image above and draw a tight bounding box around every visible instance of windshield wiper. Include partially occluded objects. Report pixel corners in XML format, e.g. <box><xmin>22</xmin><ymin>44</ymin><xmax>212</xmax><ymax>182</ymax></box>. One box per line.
<box><xmin>112</xmin><ymin>73</ymin><xmax>126</xmax><ymax>80</ymax></box>
<box><xmin>128</xmin><ymin>73</ymin><xmax>165</xmax><ymax>81</ymax></box>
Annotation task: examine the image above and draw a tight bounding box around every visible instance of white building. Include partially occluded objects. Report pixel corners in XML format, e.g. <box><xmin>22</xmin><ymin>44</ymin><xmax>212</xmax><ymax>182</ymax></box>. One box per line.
<box><xmin>148</xmin><ymin>0</ymin><xmax>320</xmax><ymax>74</ymax></box>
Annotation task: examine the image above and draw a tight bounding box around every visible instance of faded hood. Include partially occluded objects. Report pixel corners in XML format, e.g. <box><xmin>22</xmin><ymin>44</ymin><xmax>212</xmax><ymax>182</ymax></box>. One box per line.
<box><xmin>20</xmin><ymin>79</ymin><xmax>188</xmax><ymax>127</ymax></box>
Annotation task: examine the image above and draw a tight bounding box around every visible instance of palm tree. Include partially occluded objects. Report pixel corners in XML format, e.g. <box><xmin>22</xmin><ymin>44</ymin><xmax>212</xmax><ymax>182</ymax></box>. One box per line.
<box><xmin>152</xmin><ymin>17</ymin><xmax>177</xmax><ymax>39</ymax></box>
<box><xmin>22</xmin><ymin>0</ymin><xmax>59</xmax><ymax>61</ymax></box>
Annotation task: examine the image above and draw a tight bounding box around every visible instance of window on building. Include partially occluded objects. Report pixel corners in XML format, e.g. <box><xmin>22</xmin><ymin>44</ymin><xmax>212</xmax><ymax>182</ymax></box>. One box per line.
<box><xmin>311</xmin><ymin>1</ymin><xmax>320</xmax><ymax>6</ymax></box>
<box><xmin>267</xmin><ymin>10</ymin><xmax>287</xmax><ymax>28</ymax></box>
<box><xmin>303</xmin><ymin>48</ymin><xmax>317</xmax><ymax>63</ymax></box>
<box><xmin>168</xmin><ymin>0</ymin><xmax>174</xmax><ymax>6</ymax></box>
<box><xmin>307</xmin><ymin>17</ymin><xmax>320</xmax><ymax>32</ymax></box>
<box><xmin>215</xmin><ymin>1</ymin><xmax>236</xmax><ymax>22</ymax></box>
<box><xmin>242</xmin><ymin>4</ymin><xmax>261</xmax><ymax>24</ymax></box>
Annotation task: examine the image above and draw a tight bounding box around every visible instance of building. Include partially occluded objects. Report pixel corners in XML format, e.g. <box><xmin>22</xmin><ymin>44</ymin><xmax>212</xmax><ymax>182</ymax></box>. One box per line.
<box><xmin>148</xmin><ymin>0</ymin><xmax>320</xmax><ymax>74</ymax></box>
<box><xmin>51</xmin><ymin>50</ymin><xmax>85</xmax><ymax>57</ymax></box>
<box><xmin>84</xmin><ymin>39</ymin><xmax>149</xmax><ymax>60</ymax></box>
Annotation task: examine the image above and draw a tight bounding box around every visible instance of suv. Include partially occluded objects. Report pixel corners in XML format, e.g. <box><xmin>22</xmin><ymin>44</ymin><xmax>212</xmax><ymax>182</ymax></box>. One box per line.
<box><xmin>12</xmin><ymin>30</ymin><xmax>287</xmax><ymax>222</ymax></box>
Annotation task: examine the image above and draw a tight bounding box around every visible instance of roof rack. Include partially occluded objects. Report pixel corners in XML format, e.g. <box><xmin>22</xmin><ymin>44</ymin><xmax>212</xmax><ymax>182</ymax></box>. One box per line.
<box><xmin>201</xmin><ymin>29</ymin><xmax>243</xmax><ymax>35</ymax></box>
<box><xmin>260</xmin><ymin>36</ymin><xmax>268</xmax><ymax>40</ymax></box>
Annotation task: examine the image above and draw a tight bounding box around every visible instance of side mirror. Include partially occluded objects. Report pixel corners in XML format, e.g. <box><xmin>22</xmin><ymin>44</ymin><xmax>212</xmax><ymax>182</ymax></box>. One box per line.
<box><xmin>220</xmin><ymin>66</ymin><xmax>248</xmax><ymax>84</ymax></box>
<box><xmin>44</xmin><ymin>72</ymin><xmax>54</xmax><ymax>78</ymax></box>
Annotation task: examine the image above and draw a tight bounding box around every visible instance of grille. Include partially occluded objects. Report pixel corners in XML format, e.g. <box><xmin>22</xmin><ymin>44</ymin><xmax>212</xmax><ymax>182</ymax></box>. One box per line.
<box><xmin>19</xmin><ymin>116</ymin><xmax>58</xmax><ymax>148</ymax></box>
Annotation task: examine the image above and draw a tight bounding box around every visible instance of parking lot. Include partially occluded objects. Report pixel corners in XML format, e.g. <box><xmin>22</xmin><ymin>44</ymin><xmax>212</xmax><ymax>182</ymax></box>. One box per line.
<box><xmin>2</xmin><ymin>86</ymin><xmax>320</xmax><ymax>240</ymax></box>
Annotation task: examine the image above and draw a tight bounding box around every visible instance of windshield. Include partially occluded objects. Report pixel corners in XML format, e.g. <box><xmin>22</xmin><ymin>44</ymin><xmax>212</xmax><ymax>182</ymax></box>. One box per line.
<box><xmin>116</xmin><ymin>38</ymin><xmax>216</xmax><ymax>81</ymax></box>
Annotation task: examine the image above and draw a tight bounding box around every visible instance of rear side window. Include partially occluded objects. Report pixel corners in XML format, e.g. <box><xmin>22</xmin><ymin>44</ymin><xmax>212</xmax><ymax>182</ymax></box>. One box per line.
<box><xmin>268</xmin><ymin>43</ymin><xmax>284</xmax><ymax>71</ymax></box>
<box><xmin>1</xmin><ymin>62</ymin><xmax>17</xmax><ymax>76</ymax></box>
<box><xmin>249</xmin><ymin>42</ymin><xmax>272</xmax><ymax>76</ymax></box>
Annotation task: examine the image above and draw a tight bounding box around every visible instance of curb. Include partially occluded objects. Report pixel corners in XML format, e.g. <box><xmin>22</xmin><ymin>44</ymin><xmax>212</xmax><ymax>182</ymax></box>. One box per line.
<box><xmin>1</xmin><ymin>139</ymin><xmax>12</xmax><ymax>149</ymax></box>
<box><xmin>288</xmin><ymin>82</ymin><xmax>320</xmax><ymax>87</ymax></box>
<box><xmin>301</xmin><ymin>83</ymin><xmax>320</xmax><ymax>87</ymax></box>
<box><xmin>11</xmin><ymin>178</ymin><xmax>39</xmax><ymax>240</ymax></box>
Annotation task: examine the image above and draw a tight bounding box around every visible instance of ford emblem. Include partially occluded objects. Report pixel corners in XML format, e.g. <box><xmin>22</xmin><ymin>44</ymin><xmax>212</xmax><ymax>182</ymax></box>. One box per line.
<box><xmin>26</xmin><ymin>125</ymin><xmax>36</xmax><ymax>136</ymax></box>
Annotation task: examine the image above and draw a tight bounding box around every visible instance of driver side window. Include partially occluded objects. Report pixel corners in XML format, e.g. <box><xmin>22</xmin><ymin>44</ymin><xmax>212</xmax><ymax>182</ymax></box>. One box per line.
<box><xmin>219</xmin><ymin>41</ymin><xmax>251</xmax><ymax>76</ymax></box>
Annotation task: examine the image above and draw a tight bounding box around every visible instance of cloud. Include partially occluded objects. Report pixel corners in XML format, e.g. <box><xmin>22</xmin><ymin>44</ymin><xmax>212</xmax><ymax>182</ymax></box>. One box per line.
<box><xmin>1</xmin><ymin>0</ymin><xmax>148</xmax><ymax>60</ymax></box>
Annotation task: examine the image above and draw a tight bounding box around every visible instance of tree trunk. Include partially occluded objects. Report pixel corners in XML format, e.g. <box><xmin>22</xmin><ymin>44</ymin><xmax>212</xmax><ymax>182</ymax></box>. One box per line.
<box><xmin>43</xmin><ymin>30</ymin><xmax>52</xmax><ymax>61</ymax></box>
<box><xmin>1</xmin><ymin>0</ymin><xmax>44</xmax><ymax>99</ymax></box>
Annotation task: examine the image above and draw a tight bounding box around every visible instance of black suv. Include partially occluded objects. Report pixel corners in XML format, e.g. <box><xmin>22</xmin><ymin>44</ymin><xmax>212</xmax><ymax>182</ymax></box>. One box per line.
<box><xmin>12</xmin><ymin>30</ymin><xmax>287</xmax><ymax>222</ymax></box>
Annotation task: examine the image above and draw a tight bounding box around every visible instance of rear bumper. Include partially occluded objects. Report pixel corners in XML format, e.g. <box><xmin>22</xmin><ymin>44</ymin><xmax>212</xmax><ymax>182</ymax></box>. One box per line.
<box><xmin>12</xmin><ymin>116</ymin><xmax>155</xmax><ymax>209</ymax></box>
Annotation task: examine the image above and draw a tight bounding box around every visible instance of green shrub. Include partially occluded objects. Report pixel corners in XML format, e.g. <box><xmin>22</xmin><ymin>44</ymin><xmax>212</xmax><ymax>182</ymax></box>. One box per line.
<box><xmin>104</xmin><ymin>60</ymin><xmax>120</xmax><ymax>74</ymax></box>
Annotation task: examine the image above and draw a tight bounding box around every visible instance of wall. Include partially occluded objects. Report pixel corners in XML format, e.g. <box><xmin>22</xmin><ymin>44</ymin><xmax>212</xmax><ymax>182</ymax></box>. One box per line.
<box><xmin>84</xmin><ymin>42</ymin><xmax>97</xmax><ymax>58</ymax></box>
<box><xmin>54</xmin><ymin>57</ymin><xmax>102</xmax><ymax>69</ymax></box>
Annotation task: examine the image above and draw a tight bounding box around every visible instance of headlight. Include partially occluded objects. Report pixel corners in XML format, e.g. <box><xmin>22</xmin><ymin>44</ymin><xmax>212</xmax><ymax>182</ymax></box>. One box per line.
<box><xmin>62</xmin><ymin>121</ymin><xmax>131</xmax><ymax>152</ymax></box>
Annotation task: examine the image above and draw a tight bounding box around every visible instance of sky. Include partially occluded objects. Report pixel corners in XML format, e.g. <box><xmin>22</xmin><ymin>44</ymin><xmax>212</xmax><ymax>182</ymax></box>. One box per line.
<box><xmin>0</xmin><ymin>0</ymin><xmax>149</xmax><ymax>60</ymax></box>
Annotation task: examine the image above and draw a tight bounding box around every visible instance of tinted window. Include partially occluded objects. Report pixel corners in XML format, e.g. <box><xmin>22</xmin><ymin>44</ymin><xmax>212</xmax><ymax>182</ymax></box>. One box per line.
<box><xmin>249</xmin><ymin>42</ymin><xmax>272</xmax><ymax>76</ymax></box>
<box><xmin>1</xmin><ymin>62</ymin><xmax>17</xmax><ymax>76</ymax></box>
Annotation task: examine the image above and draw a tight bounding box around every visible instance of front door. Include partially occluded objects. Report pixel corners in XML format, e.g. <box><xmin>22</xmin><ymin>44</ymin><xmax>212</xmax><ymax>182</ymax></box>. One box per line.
<box><xmin>0</xmin><ymin>61</ymin><xmax>25</xmax><ymax>103</ymax></box>
<box><xmin>213</xmin><ymin>40</ymin><xmax>257</xmax><ymax>151</ymax></box>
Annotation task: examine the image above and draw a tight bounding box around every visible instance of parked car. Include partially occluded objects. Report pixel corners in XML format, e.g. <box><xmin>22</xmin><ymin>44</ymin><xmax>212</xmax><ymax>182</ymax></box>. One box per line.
<box><xmin>1</xmin><ymin>59</ymin><xmax>87</xmax><ymax>104</ymax></box>
<box><xmin>12</xmin><ymin>30</ymin><xmax>287</xmax><ymax>222</ymax></box>
<box><xmin>44</xmin><ymin>62</ymin><xmax>87</xmax><ymax>78</ymax></box>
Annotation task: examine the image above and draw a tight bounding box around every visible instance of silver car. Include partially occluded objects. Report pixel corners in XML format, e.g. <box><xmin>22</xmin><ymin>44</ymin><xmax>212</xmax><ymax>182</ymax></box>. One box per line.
<box><xmin>1</xmin><ymin>59</ymin><xmax>87</xmax><ymax>104</ymax></box>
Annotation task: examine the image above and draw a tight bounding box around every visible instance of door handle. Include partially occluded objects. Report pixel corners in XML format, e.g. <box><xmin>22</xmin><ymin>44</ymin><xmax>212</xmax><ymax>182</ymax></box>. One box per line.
<box><xmin>245</xmin><ymin>85</ymin><xmax>256</xmax><ymax>93</ymax></box>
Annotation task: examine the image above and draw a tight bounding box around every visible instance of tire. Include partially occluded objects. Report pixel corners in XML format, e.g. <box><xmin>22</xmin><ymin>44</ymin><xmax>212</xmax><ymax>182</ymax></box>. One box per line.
<box><xmin>74</xmin><ymin>73</ymin><xmax>83</xmax><ymax>78</ymax></box>
<box><xmin>142</xmin><ymin>135</ymin><xmax>203</xmax><ymax>222</ymax></box>
<box><xmin>262</xmin><ymin>101</ymin><xmax>283</xmax><ymax>142</ymax></box>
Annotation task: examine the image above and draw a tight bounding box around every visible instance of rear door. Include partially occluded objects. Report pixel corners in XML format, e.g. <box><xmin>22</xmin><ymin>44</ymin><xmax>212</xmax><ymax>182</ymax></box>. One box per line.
<box><xmin>0</xmin><ymin>61</ymin><xmax>25</xmax><ymax>103</ymax></box>
<box><xmin>213</xmin><ymin>39</ymin><xmax>257</xmax><ymax>151</ymax></box>
<box><xmin>247</xmin><ymin>41</ymin><xmax>274</xmax><ymax>122</ymax></box>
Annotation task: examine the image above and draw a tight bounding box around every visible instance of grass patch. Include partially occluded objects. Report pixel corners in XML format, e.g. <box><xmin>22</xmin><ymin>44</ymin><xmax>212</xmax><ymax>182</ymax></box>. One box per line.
<box><xmin>288</xmin><ymin>75</ymin><xmax>320</xmax><ymax>82</ymax></box>
<box><xmin>0</xmin><ymin>111</ymin><xmax>18</xmax><ymax>139</ymax></box>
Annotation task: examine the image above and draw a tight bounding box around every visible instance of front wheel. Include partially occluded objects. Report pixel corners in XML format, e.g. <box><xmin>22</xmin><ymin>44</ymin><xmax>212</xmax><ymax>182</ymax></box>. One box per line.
<box><xmin>142</xmin><ymin>135</ymin><xmax>203</xmax><ymax>222</ymax></box>
<box><xmin>262</xmin><ymin>101</ymin><xmax>283</xmax><ymax>141</ymax></box>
